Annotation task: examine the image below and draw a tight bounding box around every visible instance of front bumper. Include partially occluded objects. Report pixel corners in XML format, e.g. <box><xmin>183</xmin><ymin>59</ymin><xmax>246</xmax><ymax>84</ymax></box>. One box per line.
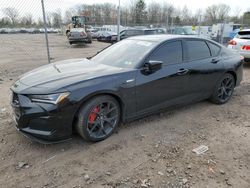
<box><xmin>10</xmin><ymin>92</ymin><xmax>75</xmax><ymax>143</ymax></box>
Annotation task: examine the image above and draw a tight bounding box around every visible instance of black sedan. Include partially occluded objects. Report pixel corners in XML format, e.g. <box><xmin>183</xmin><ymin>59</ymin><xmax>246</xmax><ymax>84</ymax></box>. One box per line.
<box><xmin>10</xmin><ymin>35</ymin><xmax>243</xmax><ymax>143</ymax></box>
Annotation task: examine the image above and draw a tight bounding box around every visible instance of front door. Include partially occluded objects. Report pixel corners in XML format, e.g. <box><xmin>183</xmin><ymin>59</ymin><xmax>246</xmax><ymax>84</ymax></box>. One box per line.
<box><xmin>135</xmin><ymin>40</ymin><xmax>191</xmax><ymax>115</ymax></box>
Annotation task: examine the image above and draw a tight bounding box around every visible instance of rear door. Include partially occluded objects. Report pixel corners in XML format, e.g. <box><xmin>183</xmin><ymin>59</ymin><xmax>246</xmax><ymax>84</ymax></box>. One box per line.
<box><xmin>182</xmin><ymin>39</ymin><xmax>224</xmax><ymax>99</ymax></box>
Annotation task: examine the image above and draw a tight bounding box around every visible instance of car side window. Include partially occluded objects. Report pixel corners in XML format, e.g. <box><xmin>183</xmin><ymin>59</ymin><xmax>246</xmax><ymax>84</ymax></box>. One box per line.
<box><xmin>148</xmin><ymin>41</ymin><xmax>183</xmax><ymax>65</ymax></box>
<box><xmin>207</xmin><ymin>42</ymin><xmax>221</xmax><ymax>57</ymax></box>
<box><xmin>185</xmin><ymin>40</ymin><xmax>211</xmax><ymax>61</ymax></box>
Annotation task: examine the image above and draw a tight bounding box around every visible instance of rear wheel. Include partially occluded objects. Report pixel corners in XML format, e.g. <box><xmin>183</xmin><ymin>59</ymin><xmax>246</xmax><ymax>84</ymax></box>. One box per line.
<box><xmin>76</xmin><ymin>95</ymin><xmax>120</xmax><ymax>142</ymax></box>
<box><xmin>210</xmin><ymin>73</ymin><xmax>235</xmax><ymax>104</ymax></box>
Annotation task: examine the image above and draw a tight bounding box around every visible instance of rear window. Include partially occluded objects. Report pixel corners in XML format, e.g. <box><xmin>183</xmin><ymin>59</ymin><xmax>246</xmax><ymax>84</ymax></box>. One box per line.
<box><xmin>126</xmin><ymin>30</ymin><xmax>143</xmax><ymax>36</ymax></box>
<box><xmin>144</xmin><ymin>30</ymin><xmax>156</xmax><ymax>35</ymax></box>
<box><xmin>185</xmin><ymin>40</ymin><xmax>211</xmax><ymax>60</ymax></box>
<box><xmin>71</xmin><ymin>28</ymin><xmax>84</xmax><ymax>32</ymax></box>
<box><xmin>236</xmin><ymin>31</ymin><xmax>250</xmax><ymax>39</ymax></box>
<box><xmin>207</xmin><ymin>42</ymin><xmax>221</xmax><ymax>56</ymax></box>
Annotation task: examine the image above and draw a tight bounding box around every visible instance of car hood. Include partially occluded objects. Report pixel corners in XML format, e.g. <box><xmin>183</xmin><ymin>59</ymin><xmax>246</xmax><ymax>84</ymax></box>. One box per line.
<box><xmin>12</xmin><ymin>58</ymin><xmax>132</xmax><ymax>94</ymax></box>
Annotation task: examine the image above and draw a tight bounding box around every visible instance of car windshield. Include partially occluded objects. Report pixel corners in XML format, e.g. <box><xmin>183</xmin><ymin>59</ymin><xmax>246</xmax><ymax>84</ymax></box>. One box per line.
<box><xmin>184</xmin><ymin>28</ymin><xmax>196</xmax><ymax>35</ymax></box>
<box><xmin>91</xmin><ymin>39</ymin><xmax>157</xmax><ymax>68</ymax></box>
<box><xmin>236</xmin><ymin>31</ymin><xmax>250</xmax><ymax>39</ymax></box>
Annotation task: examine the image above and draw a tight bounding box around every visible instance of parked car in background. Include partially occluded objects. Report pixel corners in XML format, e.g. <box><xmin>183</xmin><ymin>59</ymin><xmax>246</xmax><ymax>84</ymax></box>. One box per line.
<box><xmin>172</xmin><ymin>27</ymin><xmax>197</xmax><ymax>35</ymax></box>
<box><xmin>27</xmin><ymin>28</ymin><xmax>40</xmax><ymax>34</ymax></box>
<box><xmin>155</xmin><ymin>28</ymin><xmax>167</xmax><ymax>34</ymax></box>
<box><xmin>68</xmin><ymin>28</ymin><xmax>92</xmax><ymax>45</ymax></box>
<box><xmin>172</xmin><ymin>26</ymin><xmax>211</xmax><ymax>39</ymax></box>
<box><xmin>8</xmin><ymin>28</ymin><xmax>20</xmax><ymax>34</ymax></box>
<box><xmin>0</xmin><ymin>28</ymin><xmax>8</xmax><ymax>34</ymax></box>
<box><xmin>120</xmin><ymin>29</ymin><xmax>157</xmax><ymax>40</ymax></box>
<box><xmin>228</xmin><ymin>29</ymin><xmax>250</xmax><ymax>62</ymax></box>
<box><xmin>10</xmin><ymin>35</ymin><xmax>243</xmax><ymax>143</ymax></box>
<box><xmin>97</xmin><ymin>31</ymin><xmax>117</xmax><ymax>43</ymax></box>
<box><xmin>19</xmin><ymin>28</ymin><xmax>28</xmax><ymax>33</ymax></box>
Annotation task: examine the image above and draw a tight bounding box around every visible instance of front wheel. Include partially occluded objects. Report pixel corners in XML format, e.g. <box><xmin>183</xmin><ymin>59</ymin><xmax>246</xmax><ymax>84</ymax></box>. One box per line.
<box><xmin>76</xmin><ymin>95</ymin><xmax>120</xmax><ymax>142</ymax></box>
<box><xmin>210</xmin><ymin>73</ymin><xmax>235</xmax><ymax>104</ymax></box>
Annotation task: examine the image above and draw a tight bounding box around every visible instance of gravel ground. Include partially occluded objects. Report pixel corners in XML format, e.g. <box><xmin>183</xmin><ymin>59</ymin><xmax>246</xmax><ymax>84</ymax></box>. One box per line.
<box><xmin>0</xmin><ymin>34</ymin><xmax>250</xmax><ymax>188</ymax></box>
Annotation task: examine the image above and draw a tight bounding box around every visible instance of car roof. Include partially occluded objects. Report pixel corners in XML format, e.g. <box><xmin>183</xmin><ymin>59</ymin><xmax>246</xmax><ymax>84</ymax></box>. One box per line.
<box><xmin>128</xmin><ymin>34</ymin><xmax>207</xmax><ymax>43</ymax></box>
<box><xmin>239</xmin><ymin>29</ymin><xmax>250</xmax><ymax>32</ymax></box>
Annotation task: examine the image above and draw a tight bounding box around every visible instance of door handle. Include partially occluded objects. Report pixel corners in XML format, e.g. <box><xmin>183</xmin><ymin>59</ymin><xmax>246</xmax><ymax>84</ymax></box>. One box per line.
<box><xmin>177</xmin><ymin>68</ymin><xmax>189</xmax><ymax>75</ymax></box>
<box><xmin>211</xmin><ymin>58</ymin><xmax>220</xmax><ymax>64</ymax></box>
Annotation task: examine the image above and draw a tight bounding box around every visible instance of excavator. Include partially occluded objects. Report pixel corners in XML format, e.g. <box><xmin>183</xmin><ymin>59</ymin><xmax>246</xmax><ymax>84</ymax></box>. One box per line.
<box><xmin>65</xmin><ymin>16</ymin><xmax>92</xmax><ymax>44</ymax></box>
<box><xmin>66</xmin><ymin>16</ymin><xmax>88</xmax><ymax>36</ymax></box>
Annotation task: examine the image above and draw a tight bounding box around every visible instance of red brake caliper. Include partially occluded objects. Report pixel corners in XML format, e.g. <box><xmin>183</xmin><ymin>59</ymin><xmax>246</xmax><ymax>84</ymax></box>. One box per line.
<box><xmin>89</xmin><ymin>106</ymin><xmax>100</xmax><ymax>124</ymax></box>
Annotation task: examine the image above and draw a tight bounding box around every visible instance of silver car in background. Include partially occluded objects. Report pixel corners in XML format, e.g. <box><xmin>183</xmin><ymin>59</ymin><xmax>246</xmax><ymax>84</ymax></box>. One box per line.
<box><xmin>228</xmin><ymin>29</ymin><xmax>250</xmax><ymax>62</ymax></box>
<box><xmin>68</xmin><ymin>28</ymin><xmax>92</xmax><ymax>45</ymax></box>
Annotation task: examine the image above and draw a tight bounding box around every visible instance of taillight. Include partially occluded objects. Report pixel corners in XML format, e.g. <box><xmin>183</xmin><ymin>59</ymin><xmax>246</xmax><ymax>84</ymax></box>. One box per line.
<box><xmin>242</xmin><ymin>45</ymin><xmax>250</xmax><ymax>50</ymax></box>
<box><xmin>80</xmin><ymin>32</ymin><xmax>86</xmax><ymax>36</ymax></box>
<box><xmin>228</xmin><ymin>40</ymin><xmax>237</xmax><ymax>45</ymax></box>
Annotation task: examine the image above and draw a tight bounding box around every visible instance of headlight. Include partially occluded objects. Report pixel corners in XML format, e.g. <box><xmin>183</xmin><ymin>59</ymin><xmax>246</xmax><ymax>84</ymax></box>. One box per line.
<box><xmin>29</xmin><ymin>92</ymin><xmax>70</xmax><ymax>104</ymax></box>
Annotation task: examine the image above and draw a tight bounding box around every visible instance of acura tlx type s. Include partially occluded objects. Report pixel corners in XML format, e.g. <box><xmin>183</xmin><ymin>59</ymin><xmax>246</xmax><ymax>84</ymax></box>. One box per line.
<box><xmin>10</xmin><ymin>35</ymin><xmax>243</xmax><ymax>143</ymax></box>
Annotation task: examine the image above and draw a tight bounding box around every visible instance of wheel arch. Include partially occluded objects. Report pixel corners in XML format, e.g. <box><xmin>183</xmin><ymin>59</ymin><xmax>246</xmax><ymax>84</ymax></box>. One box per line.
<box><xmin>72</xmin><ymin>91</ymin><xmax>125</xmax><ymax>129</ymax></box>
<box><xmin>226</xmin><ymin>71</ymin><xmax>237</xmax><ymax>85</ymax></box>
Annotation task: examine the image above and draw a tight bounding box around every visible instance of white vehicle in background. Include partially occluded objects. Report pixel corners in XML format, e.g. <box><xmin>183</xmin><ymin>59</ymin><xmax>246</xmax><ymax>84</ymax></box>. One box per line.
<box><xmin>211</xmin><ymin>23</ymin><xmax>243</xmax><ymax>42</ymax></box>
<box><xmin>228</xmin><ymin>29</ymin><xmax>250</xmax><ymax>62</ymax></box>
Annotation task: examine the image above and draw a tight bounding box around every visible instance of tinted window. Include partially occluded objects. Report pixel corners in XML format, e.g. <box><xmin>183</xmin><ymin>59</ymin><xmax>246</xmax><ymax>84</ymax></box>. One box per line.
<box><xmin>236</xmin><ymin>31</ymin><xmax>250</xmax><ymax>39</ymax></box>
<box><xmin>186</xmin><ymin>40</ymin><xmax>210</xmax><ymax>60</ymax></box>
<box><xmin>144</xmin><ymin>30</ymin><xmax>156</xmax><ymax>35</ymax></box>
<box><xmin>149</xmin><ymin>41</ymin><xmax>182</xmax><ymax>65</ymax></box>
<box><xmin>207</xmin><ymin>42</ymin><xmax>221</xmax><ymax>56</ymax></box>
<box><xmin>126</xmin><ymin>30</ymin><xmax>143</xmax><ymax>36</ymax></box>
<box><xmin>92</xmin><ymin>39</ymin><xmax>157</xmax><ymax>68</ymax></box>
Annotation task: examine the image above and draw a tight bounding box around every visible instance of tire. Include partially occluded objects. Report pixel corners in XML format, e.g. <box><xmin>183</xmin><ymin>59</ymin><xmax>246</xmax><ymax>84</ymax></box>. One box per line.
<box><xmin>210</xmin><ymin>73</ymin><xmax>235</xmax><ymax>104</ymax></box>
<box><xmin>76</xmin><ymin>95</ymin><xmax>120</xmax><ymax>142</ymax></box>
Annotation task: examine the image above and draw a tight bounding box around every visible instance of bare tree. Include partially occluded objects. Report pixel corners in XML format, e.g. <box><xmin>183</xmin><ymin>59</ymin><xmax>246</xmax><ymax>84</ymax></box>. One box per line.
<box><xmin>20</xmin><ymin>13</ymin><xmax>33</xmax><ymax>26</ymax></box>
<box><xmin>2</xmin><ymin>7</ymin><xmax>19</xmax><ymax>25</ymax></box>
<box><xmin>135</xmin><ymin>0</ymin><xmax>147</xmax><ymax>24</ymax></box>
<box><xmin>147</xmin><ymin>2</ymin><xmax>161</xmax><ymax>25</ymax></box>
<box><xmin>180</xmin><ymin>6</ymin><xmax>192</xmax><ymax>25</ymax></box>
<box><xmin>64</xmin><ymin>8</ymin><xmax>78</xmax><ymax>24</ymax></box>
<box><xmin>205</xmin><ymin>4</ymin><xmax>231</xmax><ymax>24</ymax></box>
<box><xmin>217</xmin><ymin>4</ymin><xmax>231</xmax><ymax>22</ymax></box>
<box><xmin>161</xmin><ymin>2</ymin><xmax>174</xmax><ymax>25</ymax></box>
<box><xmin>52</xmin><ymin>9</ymin><xmax>63</xmax><ymax>28</ymax></box>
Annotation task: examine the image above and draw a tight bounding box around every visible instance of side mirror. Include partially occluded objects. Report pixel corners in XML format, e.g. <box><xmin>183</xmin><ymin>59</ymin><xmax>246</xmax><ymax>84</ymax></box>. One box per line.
<box><xmin>141</xmin><ymin>60</ymin><xmax>163</xmax><ymax>75</ymax></box>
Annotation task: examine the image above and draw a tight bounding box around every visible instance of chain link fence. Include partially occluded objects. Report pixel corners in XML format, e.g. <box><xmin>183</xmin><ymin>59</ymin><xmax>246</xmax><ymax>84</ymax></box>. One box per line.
<box><xmin>0</xmin><ymin>0</ymin><xmax>249</xmax><ymax>66</ymax></box>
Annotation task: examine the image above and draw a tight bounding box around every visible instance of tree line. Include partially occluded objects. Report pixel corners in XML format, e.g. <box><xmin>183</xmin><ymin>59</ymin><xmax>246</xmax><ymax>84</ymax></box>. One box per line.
<box><xmin>1</xmin><ymin>0</ymin><xmax>250</xmax><ymax>28</ymax></box>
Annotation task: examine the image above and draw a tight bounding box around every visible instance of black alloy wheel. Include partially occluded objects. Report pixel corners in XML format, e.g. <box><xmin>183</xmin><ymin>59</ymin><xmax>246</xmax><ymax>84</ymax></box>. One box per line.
<box><xmin>76</xmin><ymin>95</ymin><xmax>120</xmax><ymax>142</ymax></box>
<box><xmin>210</xmin><ymin>73</ymin><xmax>235</xmax><ymax>104</ymax></box>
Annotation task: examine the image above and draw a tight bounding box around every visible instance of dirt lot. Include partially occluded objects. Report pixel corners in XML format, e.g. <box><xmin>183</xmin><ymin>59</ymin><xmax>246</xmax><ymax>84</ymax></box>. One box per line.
<box><xmin>0</xmin><ymin>34</ymin><xmax>250</xmax><ymax>188</ymax></box>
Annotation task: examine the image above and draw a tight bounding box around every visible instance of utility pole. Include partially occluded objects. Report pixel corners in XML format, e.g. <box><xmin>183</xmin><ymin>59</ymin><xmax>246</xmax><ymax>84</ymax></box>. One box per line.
<box><xmin>198</xmin><ymin>14</ymin><xmax>202</xmax><ymax>37</ymax></box>
<box><xmin>220</xmin><ymin>20</ymin><xmax>226</xmax><ymax>44</ymax></box>
<box><xmin>166</xmin><ymin>15</ymin><xmax>169</xmax><ymax>31</ymax></box>
<box><xmin>117</xmin><ymin>0</ymin><xmax>121</xmax><ymax>42</ymax></box>
<box><xmin>41</xmin><ymin>0</ymin><xmax>51</xmax><ymax>64</ymax></box>
<box><xmin>171</xmin><ymin>17</ymin><xmax>174</xmax><ymax>34</ymax></box>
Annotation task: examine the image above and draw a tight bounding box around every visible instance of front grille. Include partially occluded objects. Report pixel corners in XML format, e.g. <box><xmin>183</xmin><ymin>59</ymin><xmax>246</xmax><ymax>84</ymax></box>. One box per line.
<box><xmin>12</xmin><ymin>92</ymin><xmax>19</xmax><ymax>106</ymax></box>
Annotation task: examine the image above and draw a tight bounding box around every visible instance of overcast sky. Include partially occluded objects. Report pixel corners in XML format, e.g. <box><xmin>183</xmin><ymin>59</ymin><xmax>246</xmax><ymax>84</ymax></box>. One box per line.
<box><xmin>0</xmin><ymin>0</ymin><xmax>249</xmax><ymax>19</ymax></box>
